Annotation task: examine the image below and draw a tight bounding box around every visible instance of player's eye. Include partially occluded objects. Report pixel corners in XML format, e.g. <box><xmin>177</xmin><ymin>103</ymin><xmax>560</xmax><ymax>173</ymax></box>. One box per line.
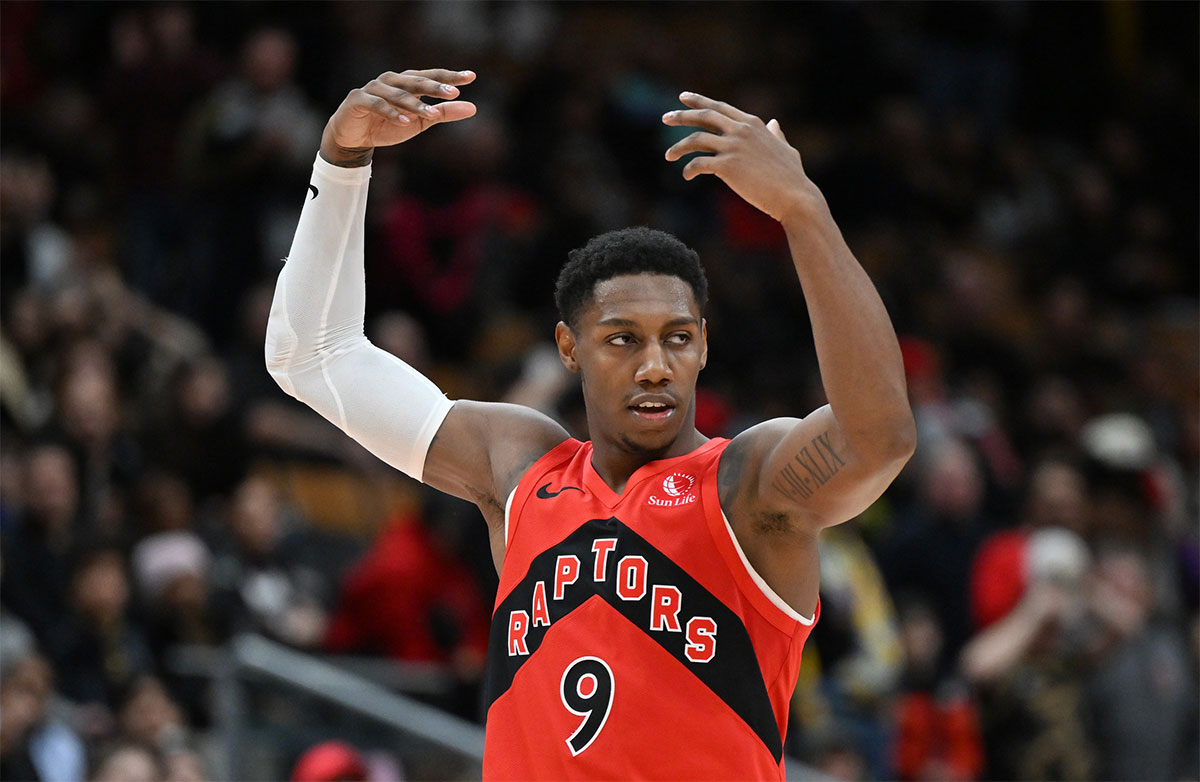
<box><xmin>665</xmin><ymin>333</ymin><xmax>691</xmax><ymax>345</ymax></box>
<box><xmin>607</xmin><ymin>334</ymin><xmax>634</xmax><ymax>346</ymax></box>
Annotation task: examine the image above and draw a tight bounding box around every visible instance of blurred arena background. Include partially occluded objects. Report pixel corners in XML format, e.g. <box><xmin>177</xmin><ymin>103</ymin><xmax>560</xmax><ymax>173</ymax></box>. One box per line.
<box><xmin>1</xmin><ymin>2</ymin><xmax>1196</xmax><ymax>780</ymax></box>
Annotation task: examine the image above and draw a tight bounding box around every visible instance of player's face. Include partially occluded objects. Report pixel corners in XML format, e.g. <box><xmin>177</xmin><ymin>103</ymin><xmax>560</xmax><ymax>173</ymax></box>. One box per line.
<box><xmin>557</xmin><ymin>273</ymin><xmax>707</xmax><ymax>456</ymax></box>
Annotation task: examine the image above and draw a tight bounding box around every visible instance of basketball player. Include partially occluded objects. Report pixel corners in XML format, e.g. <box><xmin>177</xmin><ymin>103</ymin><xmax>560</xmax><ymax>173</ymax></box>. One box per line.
<box><xmin>266</xmin><ymin>68</ymin><xmax>915</xmax><ymax>779</ymax></box>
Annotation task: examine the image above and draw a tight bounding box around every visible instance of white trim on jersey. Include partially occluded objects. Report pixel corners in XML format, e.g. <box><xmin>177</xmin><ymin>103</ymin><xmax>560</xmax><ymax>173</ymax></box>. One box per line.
<box><xmin>720</xmin><ymin>512</ymin><xmax>815</xmax><ymax>626</ymax></box>
<box><xmin>504</xmin><ymin>485</ymin><xmax>518</xmax><ymax>548</ymax></box>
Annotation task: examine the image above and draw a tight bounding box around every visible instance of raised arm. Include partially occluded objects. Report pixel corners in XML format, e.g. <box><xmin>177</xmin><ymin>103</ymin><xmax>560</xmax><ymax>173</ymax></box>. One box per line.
<box><xmin>265</xmin><ymin>70</ymin><xmax>567</xmax><ymax>536</ymax></box>
<box><xmin>663</xmin><ymin>93</ymin><xmax>916</xmax><ymax>530</ymax></box>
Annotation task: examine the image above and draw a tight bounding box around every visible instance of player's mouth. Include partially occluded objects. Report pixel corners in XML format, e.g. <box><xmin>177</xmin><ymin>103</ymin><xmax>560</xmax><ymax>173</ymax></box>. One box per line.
<box><xmin>628</xmin><ymin>395</ymin><xmax>676</xmax><ymax>422</ymax></box>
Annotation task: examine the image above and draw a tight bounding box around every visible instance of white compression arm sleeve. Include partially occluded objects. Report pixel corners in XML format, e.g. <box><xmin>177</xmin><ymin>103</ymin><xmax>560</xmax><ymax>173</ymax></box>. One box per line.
<box><xmin>264</xmin><ymin>154</ymin><xmax>453</xmax><ymax>481</ymax></box>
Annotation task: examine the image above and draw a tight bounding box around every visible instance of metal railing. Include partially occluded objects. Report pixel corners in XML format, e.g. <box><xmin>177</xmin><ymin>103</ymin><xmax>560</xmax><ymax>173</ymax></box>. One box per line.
<box><xmin>173</xmin><ymin>634</ymin><xmax>828</xmax><ymax>780</ymax></box>
<box><xmin>169</xmin><ymin>634</ymin><xmax>484</xmax><ymax>780</ymax></box>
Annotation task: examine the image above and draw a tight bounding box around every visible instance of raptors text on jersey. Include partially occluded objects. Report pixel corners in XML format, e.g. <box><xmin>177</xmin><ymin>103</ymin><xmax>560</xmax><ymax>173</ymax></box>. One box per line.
<box><xmin>482</xmin><ymin>438</ymin><xmax>819</xmax><ymax>780</ymax></box>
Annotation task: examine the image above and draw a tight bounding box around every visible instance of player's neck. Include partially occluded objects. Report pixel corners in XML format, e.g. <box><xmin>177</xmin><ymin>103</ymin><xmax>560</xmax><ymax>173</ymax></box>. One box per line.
<box><xmin>590</xmin><ymin>427</ymin><xmax>709</xmax><ymax>495</ymax></box>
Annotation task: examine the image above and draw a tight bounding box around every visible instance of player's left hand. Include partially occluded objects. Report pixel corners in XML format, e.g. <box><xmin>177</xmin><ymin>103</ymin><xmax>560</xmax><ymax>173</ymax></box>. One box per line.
<box><xmin>663</xmin><ymin>92</ymin><xmax>823</xmax><ymax>224</ymax></box>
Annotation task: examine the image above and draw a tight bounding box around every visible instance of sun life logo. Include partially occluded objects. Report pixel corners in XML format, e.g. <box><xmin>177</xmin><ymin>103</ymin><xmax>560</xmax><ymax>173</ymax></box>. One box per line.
<box><xmin>662</xmin><ymin>472</ymin><xmax>695</xmax><ymax>497</ymax></box>
<box><xmin>649</xmin><ymin>472</ymin><xmax>697</xmax><ymax>507</ymax></box>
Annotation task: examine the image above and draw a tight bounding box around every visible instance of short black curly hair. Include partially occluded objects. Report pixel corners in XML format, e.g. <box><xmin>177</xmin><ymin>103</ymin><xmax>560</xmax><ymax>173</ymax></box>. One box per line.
<box><xmin>554</xmin><ymin>227</ymin><xmax>708</xmax><ymax>329</ymax></box>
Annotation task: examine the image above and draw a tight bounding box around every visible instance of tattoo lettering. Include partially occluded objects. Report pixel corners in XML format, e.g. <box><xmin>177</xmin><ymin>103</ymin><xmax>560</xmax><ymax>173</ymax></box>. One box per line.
<box><xmin>771</xmin><ymin>431</ymin><xmax>845</xmax><ymax>503</ymax></box>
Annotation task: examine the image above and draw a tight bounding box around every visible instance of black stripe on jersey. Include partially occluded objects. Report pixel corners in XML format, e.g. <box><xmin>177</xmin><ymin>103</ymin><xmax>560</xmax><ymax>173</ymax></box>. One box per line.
<box><xmin>484</xmin><ymin>516</ymin><xmax>784</xmax><ymax>763</ymax></box>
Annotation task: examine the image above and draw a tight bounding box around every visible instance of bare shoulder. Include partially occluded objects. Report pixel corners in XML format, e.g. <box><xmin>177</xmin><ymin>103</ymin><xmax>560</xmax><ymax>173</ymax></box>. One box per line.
<box><xmin>423</xmin><ymin>399</ymin><xmax>570</xmax><ymax>520</ymax></box>
<box><xmin>718</xmin><ymin>417</ymin><xmax>810</xmax><ymax>531</ymax></box>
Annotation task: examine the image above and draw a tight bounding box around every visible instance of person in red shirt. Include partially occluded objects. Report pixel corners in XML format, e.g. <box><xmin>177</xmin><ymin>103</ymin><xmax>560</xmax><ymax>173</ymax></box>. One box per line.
<box><xmin>324</xmin><ymin>509</ymin><xmax>490</xmax><ymax>673</ymax></box>
<box><xmin>970</xmin><ymin>457</ymin><xmax>1089</xmax><ymax>631</ymax></box>
<box><xmin>266</xmin><ymin>67</ymin><xmax>915</xmax><ymax>779</ymax></box>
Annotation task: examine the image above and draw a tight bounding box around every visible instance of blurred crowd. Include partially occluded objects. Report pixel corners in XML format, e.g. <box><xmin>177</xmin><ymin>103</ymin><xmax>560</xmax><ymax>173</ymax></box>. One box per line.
<box><xmin>1</xmin><ymin>2</ymin><xmax>1196</xmax><ymax>781</ymax></box>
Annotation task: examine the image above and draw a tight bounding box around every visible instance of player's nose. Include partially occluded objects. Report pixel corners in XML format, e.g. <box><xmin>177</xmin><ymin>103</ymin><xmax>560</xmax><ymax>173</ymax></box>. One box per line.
<box><xmin>634</xmin><ymin>342</ymin><xmax>673</xmax><ymax>385</ymax></box>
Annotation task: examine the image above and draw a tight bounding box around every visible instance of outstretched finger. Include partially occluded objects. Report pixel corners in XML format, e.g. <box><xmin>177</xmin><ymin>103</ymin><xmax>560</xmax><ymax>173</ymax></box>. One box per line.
<box><xmin>353</xmin><ymin>91</ymin><xmax>412</xmax><ymax>125</ymax></box>
<box><xmin>403</xmin><ymin>68</ymin><xmax>477</xmax><ymax>87</ymax></box>
<box><xmin>362</xmin><ymin>80</ymin><xmax>439</xmax><ymax>120</ymax></box>
<box><xmin>678</xmin><ymin>91</ymin><xmax>758</xmax><ymax>124</ymax></box>
<box><xmin>665</xmin><ymin>131</ymin><xmax>725</xmax><ymax>162</ymax></box>
<box><xmin>380</xmin><ymin>71</ymin><xmax>469</xmax><ymax>102</ymax></box>
<box><xmin>680</xmin><ymin>155</ymin><xmax>720</xmax><ymax>181</ymax></box>
<box><xmin>426</xmin><ymin>100</ymin><xmax>477</xmax><ymax>124</ymax></box>
<box><xmin>662</xmin><ymin>108</ymin><xmax>737</xmax><ymax>135</ymax></box>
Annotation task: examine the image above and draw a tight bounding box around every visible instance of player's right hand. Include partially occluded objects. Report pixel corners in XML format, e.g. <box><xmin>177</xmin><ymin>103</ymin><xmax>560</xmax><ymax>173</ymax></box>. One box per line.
<box><xmin>320</xmin><ymin>69</ymin><xmax>477</xmax><ymax>165</ymax></box>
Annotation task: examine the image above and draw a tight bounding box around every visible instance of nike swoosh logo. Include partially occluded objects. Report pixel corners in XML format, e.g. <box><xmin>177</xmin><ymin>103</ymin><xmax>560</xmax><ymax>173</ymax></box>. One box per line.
<box><xmin>307</xmin><ymin>184</ymin><xmax>319</xmax><ymax>199</ymax></box>
<box><xmin>536</xmin><ymin>482</ymin><xmax>583</xmax><ymax>499</ymax></box>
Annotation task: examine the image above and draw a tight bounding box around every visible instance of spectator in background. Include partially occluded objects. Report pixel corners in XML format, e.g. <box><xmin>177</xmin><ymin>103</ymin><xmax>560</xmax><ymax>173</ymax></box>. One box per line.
<box><xmin>0</xmin><ymin>152</ymin><xmax>73</xmax><ymax>303</ymax></box>
<box><xmin>0</xmin><ymin>652</ymin><xmax>87</xmax><ymax>782</ymax></box>
<box><xmin>892</xmin><ymin>597</ymin><xmax>982</xmax><ymax>782</ymax></box>
<box><xmin>1084</xmin><ymin>546</ymin><xmax>1197</xmax><ymax>781</ymax></box>
<box><xmin>1</xmin><ymin>442</ymin><xmax>80</xmax><ymax>650</ymax></box>
<box><xmin>6</xmin><ymin>257</ymin><xmax>211</xmax><ymax>447</ymax></box>
<box><xmin>0</xmin><ymin>295</ymin><xmax>50</xmax><ymax>440</ymax></box>
<box><xmin>1081</xmin><ymin>412</ymin><xmax>1189</xmax><ymax>618</ymax></box>
<box><xmin>53</xmin><ymin>545</ymin><xmax>154</xmax><ymax>715</ymax></box>
<box><xmin>0</xmin><ymin>657</ymin><xmax>43</xmax><ymax>782</ymax></box>
<box><xmin>82</xmin><ymin>265</ymin><xmax>211</xmax><ymax>424</ymax></box>
<box><xmin>131</xmin><ymin>528</ymin><xmax>223</xmax><ymax>725</ymax></box>
<box><xmin>3</xmin><ymin>286</ymin><xmax>58</xmax><ymax>411</ymax></box>
<box><xmin>45</xmin><ymin>341</ymin><xmax>141</xmax><ymax>537</ymax></box>
<box><xmin>324</xmin><ymin>493</ymin><xmax>491</xmax><ymax>717</ymax></box>
<box><xmin>896</xmin><ymin>334</ymin><xmax>1023</xmax><ymax>511</ymax></box>
<box><xmin>116</xmin><ymin>675</ymin><xmax>205</xmax><ymax>778</ymax></box>
<box><xmin>960</xmin><ymin>524</ymin><xmax>1095</xmax><ymax>780</ymax></box>
<box><xmin>878</xmin><ymin>437</ymin><xmax>990</xmax><ymax>669</ymax></box>
<box><xmin>132</xmin><ymin>530</ymin><xmax>219</xmax><ymax>650</ymax></box>
<box><xmin>1019</xmin><ymin>373</ymin><xmax>1089</xmax><ymax>467</ymax></box>
<box><xmin>143</xmin><ymin>356</ymin><xmax>248</xmax><ymax>505</ymax></box>
<box><xmin>210</xmin><ymin>476</ymin><xmax>331</xmax><ymax>648</ymax></box>
<box><xmin>102</xmin><ymin>4</ymin><xmax>223</xmax><ymax>319</ymax></box>
<box><xmin>129</xmin><ymin>470</ymin><xmax>196</xmax><ymax>538</ymax></box>
<box><xmin>971</xmin><ymin>456</ymin><xmax>1089</xmax><ymax>631</ymax></box>
<box><xmin>179</xmin><ymin>26</ymin><xmax>323</xmax><ymax>342</ymax></box>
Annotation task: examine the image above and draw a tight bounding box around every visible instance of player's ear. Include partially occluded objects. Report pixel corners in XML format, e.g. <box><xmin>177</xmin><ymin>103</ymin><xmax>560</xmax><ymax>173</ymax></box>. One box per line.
<box><xmin>555</xmin><ymin>321</ymin><xmax>580</xmax><ymax>372</ymax></box>
<box><xmin>699</xmin><ymin>318</ymin><xmax>708</xmax><ymax>370</ymax></box>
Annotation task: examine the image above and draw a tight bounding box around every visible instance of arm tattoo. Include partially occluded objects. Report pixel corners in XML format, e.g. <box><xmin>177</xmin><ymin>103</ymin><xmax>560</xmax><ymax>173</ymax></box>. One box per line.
<box><xmin>770</xmin><ymin>430</ymin><xmax>846</xmax><ymax>503</ymax></box>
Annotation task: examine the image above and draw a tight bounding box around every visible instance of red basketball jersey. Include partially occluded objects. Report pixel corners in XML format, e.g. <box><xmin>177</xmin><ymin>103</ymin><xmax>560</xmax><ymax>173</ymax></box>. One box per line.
<box><xmin>482</xmin><ymin>438</ymin><xmax>819</xmax><ymax>780</ymax></box>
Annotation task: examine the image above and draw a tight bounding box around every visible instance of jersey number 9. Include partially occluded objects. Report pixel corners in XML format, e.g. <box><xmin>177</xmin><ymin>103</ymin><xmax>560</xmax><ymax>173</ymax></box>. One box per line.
<box><xmin>560</xmin><ymin>656</ymin><xmax>614</xmax><ymax>755</ymax></box>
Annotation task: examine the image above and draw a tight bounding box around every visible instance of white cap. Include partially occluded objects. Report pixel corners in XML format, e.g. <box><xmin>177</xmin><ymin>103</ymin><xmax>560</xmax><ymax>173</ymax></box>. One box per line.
<box><xmin>132</xmin><ymin>531</ymin><xmax>211</xmax><ymax>601</ymax></box>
